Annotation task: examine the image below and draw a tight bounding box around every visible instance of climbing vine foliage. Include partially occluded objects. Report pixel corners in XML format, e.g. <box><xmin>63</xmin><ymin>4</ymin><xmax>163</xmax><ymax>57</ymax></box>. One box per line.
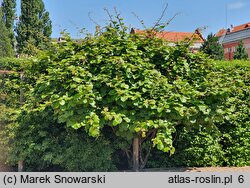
<box><xmin>25</xmin><ymin>18</ymin><xmax>214</xmax><ymax>156</ymax></box>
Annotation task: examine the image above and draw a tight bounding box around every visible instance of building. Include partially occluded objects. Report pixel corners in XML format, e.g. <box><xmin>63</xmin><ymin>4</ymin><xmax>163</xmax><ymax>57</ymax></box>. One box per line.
<box><xmin>216</xmin><ymin>22</ymin><xmax>250</xmax><ymax>60</ymax></box>
<box><xmin>131</xmin><ymin>28</ymin><xmax>205</xmax><ymax>52</ymax></box>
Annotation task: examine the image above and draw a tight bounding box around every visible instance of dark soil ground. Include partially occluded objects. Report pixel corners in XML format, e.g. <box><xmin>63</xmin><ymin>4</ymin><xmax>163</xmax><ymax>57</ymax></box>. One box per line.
<box><xmin>0</xmin><ymin>164</ymin><xmax>14</xmax><ymax>172</ymax></box>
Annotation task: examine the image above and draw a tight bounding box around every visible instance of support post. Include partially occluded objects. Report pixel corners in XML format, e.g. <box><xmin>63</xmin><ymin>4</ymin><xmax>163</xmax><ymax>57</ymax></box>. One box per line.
<box><xmin>133</xmin><ymin>136</ymin><xmax>140</xmax><ymax>172</ymax></box>
<box><xmin>19</xmin><ymin>72</ymin><xmax>24</xmax><ymax>105</ymax></box>
<box><xmin>18</xmin><ymin>72</ymin><xmax>24</xmax><ymax>172</ymax></box>
<box><xmin>18</xmin><ymin>160</ymin><xmax>24</xmax><ymax>172</ymax></box>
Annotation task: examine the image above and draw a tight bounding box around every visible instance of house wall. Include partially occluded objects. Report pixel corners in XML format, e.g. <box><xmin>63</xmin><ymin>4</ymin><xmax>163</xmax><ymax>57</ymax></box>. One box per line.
<box><xmin>244</xmin><ymin>38</ymin><xmax>250</xmax><ymax>58</ymax></box>
<box><xmin>223</xmin><ymin>41</ymin><xmax>240</xmax><ymax>60</ymax></box>
<box><xmin>190</xmin><ymin>42</ymin><xmax>203</xmax><ymax>53</ymax></box>
<box><xmin>222</xmin><ymin>29</ymin><xmax>250</xmax><ymax>60</ymax></box>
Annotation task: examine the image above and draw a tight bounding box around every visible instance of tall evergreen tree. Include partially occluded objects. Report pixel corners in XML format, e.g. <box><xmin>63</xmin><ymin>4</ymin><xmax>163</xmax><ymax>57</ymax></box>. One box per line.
<box><xmin>1</xmin><ymin>0</ymin><xmax>16</xmax><ymax>50</ymax></box>
<box><xmin>16</xmin><ymin>0</ymin><xmax>52</xmax><ymax>55</ymax></box>
<box><xmin>0</xmin><ymin>7</ymin><xmax>13</xmax><ymax>57</ymax></box>
<box><xmin>234</xmin><ymin>41</ymin><xmax>249</xmax><ymax>60</ymax></box>
<box><xmin>200</xmin><ymin>33</ymin><xmax>224</xmax><ymax>60</ymax></box>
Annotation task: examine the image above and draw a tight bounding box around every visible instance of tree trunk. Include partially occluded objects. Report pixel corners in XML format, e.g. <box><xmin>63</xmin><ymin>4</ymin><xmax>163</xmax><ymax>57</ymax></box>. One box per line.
<box><xmin>133</xmin><ymin>136</ymin><xmax>140</xmax><ymax>171</ymax></box>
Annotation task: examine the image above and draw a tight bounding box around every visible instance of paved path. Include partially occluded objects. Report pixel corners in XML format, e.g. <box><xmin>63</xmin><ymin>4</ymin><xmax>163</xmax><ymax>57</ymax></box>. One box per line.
<box><xmin>187</xmin><ymin>167</ymin><xmax>250</xmax><ymax>172</ymax></box>
<box><xmin>1</xmin><ymin>164</ymin><xmax>250</xmax><ymax>172</ymax></box>
<box><xmin>138</xmin><ymin>167</ymin><xmax>250</xmax><ymax>172</ymax></box>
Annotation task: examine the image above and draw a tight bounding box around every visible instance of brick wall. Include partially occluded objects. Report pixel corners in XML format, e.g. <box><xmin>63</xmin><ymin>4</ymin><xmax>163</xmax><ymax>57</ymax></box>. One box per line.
<box><xmin>244</xmin><ymin>38</ymin><xmax>250</xmax><ymax>58</ymax></box>
<box><xmin>223</xmin><ymin>38</ymin><xmax>250</xmax><ymax>60</ymax></box>
<box><xmin>223</xmin><ymin>42</ymin><xmax>239</xmax><ymax>60</ymax></box>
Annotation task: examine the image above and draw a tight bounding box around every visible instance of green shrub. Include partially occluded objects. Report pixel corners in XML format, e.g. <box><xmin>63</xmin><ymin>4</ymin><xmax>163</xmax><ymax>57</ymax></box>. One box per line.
<box><xmin>146</xmin><ymin>60</ymin><xmax>250</xmax><ymax>168</ymax></box>
<box><xmin>212</xmin><ymin>60</ymin><xmax>250</xmax><ymax>166</ymax></box>
<box><xmin>0</xmin><ymin>58</ymin><xmax>30</xmax><ymax>168</ymax></box>
<box><xmin>146</xmin><ymin>126</ymin><xmax>224</xmax><ymax>168</ymax></box>
<box><xmin>54</xmin><ymin>132</ymin><xmax>116</xmax><ymax>171</ymax></box>
<box><xmin>6</xmin><ymin>109</ymin><xmax>116</xmax><ymax>171</ymax></box>
<box><xmin>175</xmin><ymin>127</ymin><xmax>224</xmax><ymax>167</ymax></box>
<box><xmin>0</xmin><ymin>39</ymin><xmax>249</xmax><ymax>171</ymax></box>
<box><xmin>220</xmin><ymin>123</ymin><xmax>250</xmax><ymax>166</ymax></box>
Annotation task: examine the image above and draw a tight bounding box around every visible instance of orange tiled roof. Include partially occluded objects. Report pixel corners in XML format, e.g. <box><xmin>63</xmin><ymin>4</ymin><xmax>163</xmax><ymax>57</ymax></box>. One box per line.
<box><xmin>217</xmin><ymin>22</ymin><xmax>250</xmax><ymax>37</ymax></box>
<box><xmin>131</xmin><ymin>29</ymin><xmax>204</xmax><ymax>43</ymax></box>
<box><xmin>231</xmin><ymin>22</ymin><xmax>250</xmax><ymax>32</ymax></box>
<box><xmin>216</xmin><ymin>29</ymin><xmax>227</xmax><ymax>37</ymax></box>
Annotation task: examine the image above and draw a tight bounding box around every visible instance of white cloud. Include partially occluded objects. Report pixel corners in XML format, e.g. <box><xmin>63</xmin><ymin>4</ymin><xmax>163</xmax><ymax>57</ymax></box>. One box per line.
<box><xmin>228</xmin><ymin>2</ymin><xmax>246</xmax><ymax>9</ymax></box>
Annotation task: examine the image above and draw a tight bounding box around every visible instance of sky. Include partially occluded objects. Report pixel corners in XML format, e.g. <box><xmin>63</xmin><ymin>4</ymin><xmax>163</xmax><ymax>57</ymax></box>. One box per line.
<box><xmin>15</xmin><ymin>0</ymin><xmax>250</xmax><ymax>39</ymax></box>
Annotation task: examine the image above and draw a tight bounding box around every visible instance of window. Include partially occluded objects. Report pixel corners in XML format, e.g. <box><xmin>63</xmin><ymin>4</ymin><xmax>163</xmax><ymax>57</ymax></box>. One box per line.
<box><xmin>224</xmin><ymin>48</ymin><xmax>230</xmax><ymax>53</ymax></box>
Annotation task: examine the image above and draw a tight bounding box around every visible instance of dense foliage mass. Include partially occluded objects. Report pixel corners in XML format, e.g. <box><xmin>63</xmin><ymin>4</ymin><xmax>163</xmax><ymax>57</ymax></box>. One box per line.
<box><xmin>147</xmin><ymin>60</ymin><xmax>250</xmax><ymax>167</ymax></box>
<box><xmin>0</xmin><ymin>58</ymin><xmax>30</xmax><ymax>166</ymax></box>
<box><xmin>17</xmin><ymin>19</ymin><xmax>222</xmax><ymax>170</ymax></box>
<box><xmin>0</xmin><ymin>19</ymin><xmax>249</xmax><ymax>171</ymax></box>
<box><xmin>16</xmin><ymin>0</ymin><xmax>52</xmax><ymax>55</ymax></box>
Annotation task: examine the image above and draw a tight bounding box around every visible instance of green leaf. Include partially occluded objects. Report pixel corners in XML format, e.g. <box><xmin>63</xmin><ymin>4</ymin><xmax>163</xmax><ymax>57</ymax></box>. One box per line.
<box><xmin>198</xmin><ymin>105</ymin><xmax>206</xmax><ymax>112</ymax></box>
<box><xmin>121</xmin><ymin>96</ymin><xmax>128</xmax><ymax>102</ymax></box>
<box><xmin>59</xmin><ymin>100</ymin><xmax>65</xmax><ymax>106</ymax></box>
<box><xmin>89</xmin><ymin>127</ymin><xmax>99</xmax><ymax>137</ymax></box>
<box><xmin>72</xmin><ymin>123</ymin><xmax>80</xmax><ymax>129</ymax></box>
<box><xmin>73</xmin><ymin>77</ymin><xmax>82</xmax><ymax>83</ymax></box>
<box><xmin>112</xmin><ymin>115</ymin><xmax>123</xmax><ymax>126</ymax></box>
<box><xmin>157</xmin><ymin>107</ymin><xmax>164</xmax><ymax>113</ymax></box>
<box><xmin>121</xmin><ymin>83</ymin><xmax>129</xmax><ymax>89</ymax></box>
<box><xmin>123</xmin><ymin>117</ymin><xmax>131</xmax><ymax>123</ymax></box>
<box><xmin>174</xmin><ymin>107</ymin><xmax>185</xmax><ymax>116</ymax></box>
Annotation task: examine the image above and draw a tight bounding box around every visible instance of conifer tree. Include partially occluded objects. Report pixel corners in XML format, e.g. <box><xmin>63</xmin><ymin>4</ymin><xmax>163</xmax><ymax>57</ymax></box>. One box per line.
<box><xmin>200</xmin><ymin>33</ymin><xmax>224</xmax><ymax>60</ymax></box>
<box><xmin>1</xmin><ymin>0</ymin><xmax>16</xmax><ymax>50</ymax></box>
<box><xmin>234</xmin><ymin>41</ymin><xmax>248</xmax><ymax>60</ymax></box>
<box><xmin>0</xmin><ymin>7</ymin><xmax>13</xmax><ymax>57</ymax></box>
<box><xmin>16</xmin><ymin>0</ymin><xmax>52</xmax><ymax>55</ymax></box>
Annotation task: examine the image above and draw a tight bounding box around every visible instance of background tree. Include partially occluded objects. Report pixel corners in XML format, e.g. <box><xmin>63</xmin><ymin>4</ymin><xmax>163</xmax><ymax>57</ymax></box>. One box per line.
<box><xmin>234</xmin><ymin>41</ymin><xmax>248</xmax><ymax>60</ymax></box>
<box><xmin>16</xmin><ymin>0</ymin><xmax>52</xmax><ymax>55</ymax></box>
<box><xmin>0</xmin><ymin>8</ymin><xmax>14</xmax><ymax>57</ymax></box>
<box><xmin>200</xmin><ymin>33</ymin><xmax>224</xmax><ymax>60</ymax></box>
<box><xmin>1</xmin><ymin>0</ymin><xmax>16</xmax><ymax>51</ymax></box>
